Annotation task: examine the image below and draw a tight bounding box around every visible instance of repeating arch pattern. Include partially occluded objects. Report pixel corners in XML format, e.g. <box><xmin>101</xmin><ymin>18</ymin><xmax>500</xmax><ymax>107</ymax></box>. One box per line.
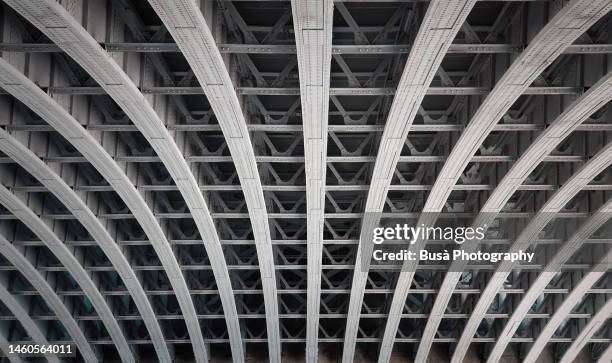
<box><xmin>451</xmin><ymin>141</ymin><xmax>612</xmax><ymax>362</ymax></box>
<box><xmin>1</xmin><ymin>0</ymin><xmax>243</xmax><ymax>361</ymax></box>
<box><xmin>419</xmin><ymin>70</ymin><xmax>612</xmax><ymax>363</ymax></box>
<box><xmin>377</xmin><ymin>1</ymin><xmax>612</xmax><ymax>361</ymax></box>
<box><xmin>0</xmin><ymin>56</ymin><xmax>171</xmax><ymax>362</ymax></box>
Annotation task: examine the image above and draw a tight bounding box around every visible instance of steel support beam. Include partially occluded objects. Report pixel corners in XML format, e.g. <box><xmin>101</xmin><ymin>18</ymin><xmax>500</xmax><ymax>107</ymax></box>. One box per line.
<box><xmin>291</xmin><ymin>1</ymin><xmax>334</xmax><ymax>361</ymax></box>
<box><xmin>146</xmin><ymin>0</ymin><xmax>281</xmax><ymax>361</ymax></box>
<box><xmin>342</xmin><ymin>1</ymin><xmax>477</xmax><ymax>361</ymax></box>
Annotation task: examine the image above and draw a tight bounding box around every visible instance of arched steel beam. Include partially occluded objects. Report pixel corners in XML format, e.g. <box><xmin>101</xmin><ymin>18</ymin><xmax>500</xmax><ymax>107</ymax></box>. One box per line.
<box><xmin>0</xmin><ymin>233</ymin><xmax>95</xmax><ymax>362</ymax></box>
<box><xmin>559</xmin><ymin>298</ymin><xmax>612</xmax><ymax>363</ymax></box>
<box><xmin>419</xmin><ymin>71</ymin><xmax>612</xmax><ymax>363</ymax></box>
<box><xmin>341</xmin><ymin>2</ymin><xmax>478</xmax><ymax>361</ymax></box>
<box><xmin>0</xmin><ymin>330</ymin><xmax>22</xmax><ymax>363</ymax></box>
<box><xmin>0</xmin><ymin>184</ymin><xmax>134</xmax><ymax>363</ymax></box>
<box><xmin>486</xmin><ymin>193</ymin><xmax>612</xmax><ymax>360</ymax></box>
<box><xmin>450</xmin><ymin>141</ymin><xmax>612</xmax><ymax>362</ymax></box>
<box><xmin>0</xmin><ymin>56</ymin><xmax>173</xmax><ymax>362</ymax></box>
<box><xmin>524</xmin><ymin>250</ymin><xmax>612</xmax><ymax>363</ymax></box>
<box><xmin>0</xmin><ymin>276</ymin><xmax>57</xmax><ymax>363</ymax></box>
<box><xmin>290</xmin><ymin>1</ymin><xmax>334</xmax><ymax>361</ymax></box>
<box><xmin>597</xmin><ymin>343</ymin><xmax>612</xmax><ymax>363</ymax></box>
<box><xmin>377</xmin><ymin>1</ymin><xmax>612</xmax><ymax>361</ymax></box>
<box><xmin>146</xmin><ymin>1</ymin><xmax>283</xmax><ymax>361</ymax></box>
<box><xmin>2</xmin><ymin>1</ymin><xmax>242</xmax><ymax>361</ymax></box>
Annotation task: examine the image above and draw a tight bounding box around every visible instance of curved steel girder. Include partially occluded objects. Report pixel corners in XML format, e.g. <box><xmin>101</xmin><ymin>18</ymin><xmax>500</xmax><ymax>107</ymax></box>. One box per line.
<box><xmin>0</xmin><ymin>184</ymin><xmax>134</xmax><ymax>363</ymax></box>
<box><xmin>1</xmin><ymin>1</ymin><xmax>241</xmax><ymax>361</ymax></box>
<box><xmin>524</xmin><ymin>250</ymin><xmax>612</xmax><ymax>363</ymax></box>
<box><xmin>597</xmin><ymin>343</ymin><xmax>612</xmax><ymax>363</ymax></box>
<box><xmin>341</xmin><ymin>2</ymin><xmax>478</xmax><ymax>361</ymax></box>
<box><xmin>146</xmin><ymin>1</ymin><xmax>281</xmax><ymax>361</ymax></box>
<box><xmin>559</xmin><ymin>298</ymin><xmax>612</xmax><ymax>363</ymax></box>
<box><xmin>450</xmin><ymin>141</ymin><xmax>612</xmax><ymax>363</ymax></box>
<box><xmin>0</xmin><ymin>57</ymin><xmax>173</xmax><ymax>362</ymax></box>
<box><xmin>0</xmin><ymin>279</ymin><xmax>58</xmax><ymax>363</ymax></box>
<box><xmin>419</xmin><ymin>71</ymin><xmax>612</xmax><ymax>363</ymax></box>
<box><xmin>291</xmin><ymin>1</ymin><xmax>334</xmax><ymax>361</ymax></box>
<box><xmin>0</xmin><ymin>234</ymin><xmax>95</xmax><ymax>362</ymax></box>
<box><xmin>377</xmin><ymin>1</ymin><xmax>612</xmax><ymax>361</ymax></box>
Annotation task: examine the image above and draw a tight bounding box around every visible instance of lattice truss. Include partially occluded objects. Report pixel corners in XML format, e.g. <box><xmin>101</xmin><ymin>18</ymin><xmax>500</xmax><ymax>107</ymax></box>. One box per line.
<box><xmin>0</xmin><ymin>0</ymin><xmax>609</xmax><ymax>362</ymax></box>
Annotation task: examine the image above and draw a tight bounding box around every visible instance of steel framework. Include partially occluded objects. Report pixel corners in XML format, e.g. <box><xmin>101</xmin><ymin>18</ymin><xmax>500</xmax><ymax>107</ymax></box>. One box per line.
<box><xmin>0</xmin><ymin>0</ymin><xmax>609</xmax><ymax>362</ymax></box>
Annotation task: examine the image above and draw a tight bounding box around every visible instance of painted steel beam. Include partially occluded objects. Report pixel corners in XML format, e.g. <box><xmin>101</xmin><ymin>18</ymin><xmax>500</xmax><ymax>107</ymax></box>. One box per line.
<box><xmin>417</xmin><ymin>71</ymin><xmax>612</xmax><ymax>363</ymax></box>
<box><xmin>451</xmin><ymin>142</ymin><xmax>612</xmax><ymax>362</ymax></box>
<box><xmin>146</xmin><ymin>0</ymin><xmax>281</xmax><ymax>361</ymax></box>
<box><xmin>2</xmin><ymin>42</ymin><xmax>612</xmax><ymax>54</ymax></box>
<box><xmin>0</xmin><ymin>233</ymin><xmax>95</xmax><ymax>362</ymax></box>
<box><xmin>291</xmin><ymin>1</ymin><xmax>334</xmax><ymax>361</ymax></box>
<box><xmin>524</xmin><ymin>251</ymin><xmax>612</xmax><ymax>363</ymax></box>
<box><xmin>378</xmin><ymin>1</ymin><xmax>612</xmax><ymax>361</ymax></box>
<box><xmin>558</xmin><ymin>299</ymin><xmax>612</xmax><ymax>363</ymax></box>
<box><xmin>0</xmin><ymin>278</ymin><xmax>58</xmax><ymax>363</ymax></box>
<box><xmin>1</xmin><ymin>1</ymin><xmax>241</xmax><ymax>361</ymax></box>
<box><xmin>0</xmin><ymin>184</ymin><xmax>134</xmax><ymax>363</ymax></box>
<box><xmin>0</xmin><ymin>57</ymin><xmax>176</xmax><ymax>362</ymax></box>
<box><xmin>342</xmin><ymin>1</ymin><xmax>478</xmax><ymax>361</ymax></box>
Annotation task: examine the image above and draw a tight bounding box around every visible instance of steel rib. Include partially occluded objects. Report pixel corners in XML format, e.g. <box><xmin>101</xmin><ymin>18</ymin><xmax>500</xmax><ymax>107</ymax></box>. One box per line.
<box><xmin>146</xmin><ymin>0</ymin><xmax>284</xmax><ymax>361</ymax></box>
<box><xmin>290</xmin><ymin>1</ymin><xmax>334</xmax><ymax>361</ymax></box>
<box><xmin>341</xmin><ymin>2</ymin><xmax>478</xmax><ymax>361</ymax></box>
<box><xmin>2</xmin><ymin>0</ymin><xmax>242</xmax><ymax>361</ymax></box>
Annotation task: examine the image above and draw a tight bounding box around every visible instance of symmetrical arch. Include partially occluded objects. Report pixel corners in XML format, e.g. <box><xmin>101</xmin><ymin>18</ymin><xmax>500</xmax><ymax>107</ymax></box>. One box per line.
<box><xmin>2</xmin><ymin>0</ymin><xmax>242</xmax><ymax>361</ymax></box>
<box><xmin>290</xmin><ymin>1</ymin><xmax>334</xmax><ymax>360</ymax></box>
<box><xmin>145</xmin><ymin>1</ymin><xmax>282</xmax><ymax>360</ymax></box>
<box><xmin>377</xmin><ymin>1</ymin><xmax>612</xmax><ymax>361</ymax></box>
